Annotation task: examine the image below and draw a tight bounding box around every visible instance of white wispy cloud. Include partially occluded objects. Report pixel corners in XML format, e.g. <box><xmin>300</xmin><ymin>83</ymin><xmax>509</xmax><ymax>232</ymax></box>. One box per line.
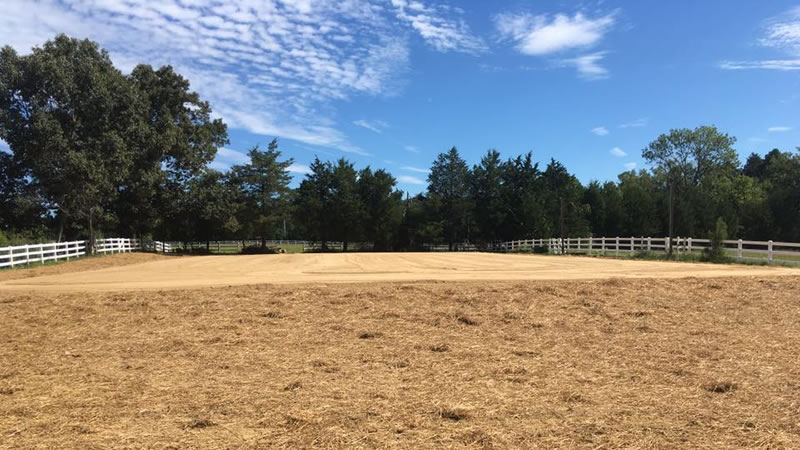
<box><xmin>0</xmin><ymin>0</ymin><xmax>428</xmax><ymax>156</ymax></box>
<box><xmin>721</xmin><ymin>7</ymin><xmax>800</xmax><ymax>71</ymax></box>
<box><xmin>353</xmin><ymin>119</ymin><xmax>389</xmax><ymax>134</ymax></box>
<box><xmin>391</xmin><ymin>0</ymin><xmax>487</xmax><ymax>54</ymax></box>
<box><xmin>619</xmin><ymin>118</ymin><xmax>648</xmax><ymax>128</ymax></box>
<box><xmin>610</xmin><ymin>147</ymin><xmax>627</xmax><ymax>157</ymax></box>
<box><xmin>624</xmin><ymin>162</ymin><xmax>637</xmax><ymax>170</ymax></box>
<box><xmin>404</xmin><ymin>145</ymin><xmax>420</xmax><ymax>153</ymax></box>
<box><xmin>287</xmin><ymin>163</ymin><xmax>312</xmax><ymax>175</ymax></box>
<box><xmin>591</xmin><ymin>126</ymin><xmax>609</xmax><ymax>136</ymax></box>
<box><xmin>768</xmin><ymin>126</ymin><xmax>792</xmax><ymax>132</ymax></box>
<box><xmin>719</xmin><ymin>60</ymin><xmax>800</xmax><ymax>70</ymax></box>
<box><xmin>494</xmin><ymin>11</ymin><xmax>615</xmax><ymax>55</ymax></box>
<box><xmin>401</xmin><ymin>166</ymin><xmax>431</xmax><ymax>174</ymax></box>
<box><xmin>562</xmin><ymin>52</ymin><xmax>609</xmax><ymax>79</ymax></box>
<box><xmin>494</xmin><ymin>11</ymin><xmax>616</xmax><ymax>78</ymax></box>
<box><xmin>216</xmin><ymin>147</ymin><xmax>250</xmax><ymax>165</ymax></box>
<box><xmin>396</xmin><ymin>174</ymin><xmax>426</xmax><ymax>185</ymax></box>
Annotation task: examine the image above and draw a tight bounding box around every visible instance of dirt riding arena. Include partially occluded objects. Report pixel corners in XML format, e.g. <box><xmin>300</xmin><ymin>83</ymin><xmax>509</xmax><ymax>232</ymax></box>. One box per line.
<box><xmin>0</xmin><ymin>252</ymin><xmax>796</xmax><ymax>291</ymax></box>
<box><xmin>1</xmin><ymin>253</ymin><xmax>799</xmax><ymax>448</ymax></box>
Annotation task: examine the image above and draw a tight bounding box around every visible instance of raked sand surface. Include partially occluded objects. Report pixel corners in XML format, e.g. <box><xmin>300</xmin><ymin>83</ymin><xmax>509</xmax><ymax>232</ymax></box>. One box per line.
<box><xmin>0</xmin><ymin>252</ymin><xmax>796</xmax><ymax>292</ymax></box>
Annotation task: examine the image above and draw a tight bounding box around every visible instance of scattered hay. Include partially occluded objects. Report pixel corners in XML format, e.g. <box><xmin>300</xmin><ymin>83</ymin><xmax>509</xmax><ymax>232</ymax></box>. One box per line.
<box><xmin>262</xmin><ymin>311</ymin><xmax>283</xmax><ymax>319</ymax></box>
<box><xmin>561</xmin><ymin>392</ymin><xmax>588</xmax><ymax>403</ymax></box>
<box><xmin>1</xmin><ymin>277</ymin><xmax>798</xmax><ymax>448</ymax></box>
<box><xmin>434</xmin><ymin>406</ymin><xmax>470</xmax><ymax>422</ymax></box>
<box><xmin>358</xmin><ymin>332</ymin><xmax>381</xmax><ymax>340</ymax></box>
<box><xmin>386</xmin><ymin>359</ymin><xmax>409</xmax><ymax>369</ymax></box>
<box><xmin>429</xmin><ymin>344</ymin><xmax>450</xmax><ymax>353</ymax></box>
<box><xmin>511</xmin><ymin>350</ymin><xmax>539</xmax><ymax>358</ymax></box>
<box><xmin>283</xmin><ymin>381</ymin><xmax>302</xmax><ymax>392</ymax></box>
<box><xmin>310</xmin><ymin>360</ymin><xmax>338</xmax><ymax>373</ymax></box>
<box><xmin>705</xmin><ymin>382</ymin><xmax>738</xmax><ymax>394</ymax></box>
<box><xmin>185</xmin><ymin>418</ymin><xmax>215</xmax><ymax>429</ymax></box>
<box><xmin>456</xmin><ymin>314</ymin><xmax>479</xmax><ymax>326</ymax></box>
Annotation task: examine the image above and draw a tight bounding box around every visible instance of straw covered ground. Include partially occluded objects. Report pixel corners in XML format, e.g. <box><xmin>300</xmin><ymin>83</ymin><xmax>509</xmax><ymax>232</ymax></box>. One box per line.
<box><xmin>2</xmin><ymin>276</ymin><xmax>799</xmax><ymax>448</ymax></box>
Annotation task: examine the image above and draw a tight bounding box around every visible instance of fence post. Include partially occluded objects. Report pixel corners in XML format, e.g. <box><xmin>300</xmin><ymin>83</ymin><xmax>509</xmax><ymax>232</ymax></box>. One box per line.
<box><xmin>631</xmin><ymin>236</ymin><xmax>635</xmax><ymax>253</ymax></box>
<box><xmin>768</xmin><ymin>240</ymin><xmax>773</xmax><ymax>263</ymax></box>
<box><xmin>688</xmin><ymin>237</ymin><xmax>693</xmax><ymax>254</ymax></box>
<box><xmin>601</xmin><ymin>237</ymin><xmax>606</xmax><ymax>253</ymax></box>
<box><xmin>647</xmin><ymin>237</ymin><xmax>651</xmax><ymax>252</ymax></box>
<box><xmin>737</xmin><ymin>239</ymin><xmax>743</xmax><ymax>261</ymax></box>
<box><xmin>615</xmin><ymin>237</ymin><xmax>619</xmax><ymax>256</ymax></box>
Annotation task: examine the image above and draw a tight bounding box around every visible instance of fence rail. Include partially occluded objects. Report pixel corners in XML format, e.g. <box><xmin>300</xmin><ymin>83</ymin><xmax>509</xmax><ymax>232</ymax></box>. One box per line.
<box><xmin>497</xmin><ymin>236</ymin><xmax>800</xmax><ymax>265</ymax></box>
<box><xmin>0</xmin><ymin>238</ymin><xmax>140</xmax><ymax>269</ymax></box>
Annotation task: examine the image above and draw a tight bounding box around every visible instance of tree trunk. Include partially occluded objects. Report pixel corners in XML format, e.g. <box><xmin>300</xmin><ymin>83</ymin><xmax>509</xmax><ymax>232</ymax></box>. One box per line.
<box><xmin>87</xmin><ymin>211</ymin><xmax>94</xmax><ymax>255</ymax></box>
<box><xmin>668</xmin><ymin>181</ymin><xmax>675</xmax><ymax>257</ymax></box>
<box><xmin>57</xmin><ymin>215</ymin><xmax>65</xmax><ymax>243</ymax></box>
<box><xmin>343</xmin><ymin>241</ymin><xmax>349</xmax><ymax>252</ymax></box>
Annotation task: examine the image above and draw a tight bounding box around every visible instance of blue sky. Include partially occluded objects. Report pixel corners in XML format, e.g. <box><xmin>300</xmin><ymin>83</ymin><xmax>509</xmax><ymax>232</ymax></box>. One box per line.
<box><xmin>2</xmin><ymin>1</ymin><xmax>799</xmax><ymax>192</ymax></box>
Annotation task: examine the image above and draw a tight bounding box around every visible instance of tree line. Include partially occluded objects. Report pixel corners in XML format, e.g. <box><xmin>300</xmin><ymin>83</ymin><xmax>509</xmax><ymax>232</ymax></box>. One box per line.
<box><xmin>1</xmin><ymin>36</ymin><xmax>799</xmax><ymax>250</ymax></box>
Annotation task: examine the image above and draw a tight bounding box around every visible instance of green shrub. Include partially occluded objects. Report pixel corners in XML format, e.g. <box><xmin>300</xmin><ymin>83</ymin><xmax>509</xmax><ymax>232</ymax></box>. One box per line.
<box><xmin>241</xmin><ymin>246</ymin><xmax>281</xmax><ymax>255</ymax></box>
<box><xmin>704</xmin><ymin>218</ymin><xmax>729</xmax><ymax>262</ymax></box>
<box><xmin>533</xmin><ymin>245</ymin><xmax>549</xmax><ymax>254</ymax></box>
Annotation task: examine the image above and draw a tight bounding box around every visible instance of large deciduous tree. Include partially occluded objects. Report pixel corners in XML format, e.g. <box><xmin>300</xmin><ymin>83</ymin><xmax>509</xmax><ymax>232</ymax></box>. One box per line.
<box><xmin>0</xmin><ymin>35</ymin><xmax>144</xmax><ymax>249</ymax></box>
<box><xmin>642</xmin><ymin>126</ymin><xmax>737</xmax><ymax>255</ymax></box>
<box><xmin>119</xmin><ymin>64</ymin><xmax>228</xmax><ymax>238</ymax></box>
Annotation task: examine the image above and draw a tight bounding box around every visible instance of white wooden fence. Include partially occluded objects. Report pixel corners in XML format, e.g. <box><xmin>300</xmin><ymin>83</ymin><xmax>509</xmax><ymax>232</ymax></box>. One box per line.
<box><xmin>0</xmin><ymin>238</ymin><xmax>145</xmax><ymax>269</ymax></box>
<box><xmin>497</xmin><ymin>236</ymin><xmax>800</xmax><ymax>264</ymax></box>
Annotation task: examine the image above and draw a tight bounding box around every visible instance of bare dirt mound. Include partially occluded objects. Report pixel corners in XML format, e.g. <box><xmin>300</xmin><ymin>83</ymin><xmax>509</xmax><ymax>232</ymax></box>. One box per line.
<box><xmin>0</xmin><ymin>252</ymin><xmax>171</xmax><ymax>282</ymax></box>
<box><xmin>1</xmin><ymin>277</ymin><xmax>798</xmax><ymax>448</ymax></box>
<box><xmin>0</xmin><ymin>252</ymin><xmax>796</xmax><ymax>292</ymax></box>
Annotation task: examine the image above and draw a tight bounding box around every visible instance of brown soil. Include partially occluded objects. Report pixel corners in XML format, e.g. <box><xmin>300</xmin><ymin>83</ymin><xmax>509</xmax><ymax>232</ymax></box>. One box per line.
<box><xmin>1</xmin><ymin>277</ymin><xmax>799</xmax><ymax>448</ymax></box>
<box><xmin>0</xmin><ymin>252</ymin><xmax>796</xmax><ymax>292</ymax></box>
<box><xmin>0</xmin><ymin>252</ymin><xmax>171</xmax><ymax>282</ymax></box>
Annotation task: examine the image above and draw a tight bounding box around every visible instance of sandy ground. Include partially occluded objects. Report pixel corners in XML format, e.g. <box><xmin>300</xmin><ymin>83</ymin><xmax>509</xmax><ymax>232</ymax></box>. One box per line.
<box><xmin>0</xmin><ymin>253</ymin><xmax>169</xmax><ymax>283</ymax></box>
<box><xmin>0</xmin><ymin>252</ymin><xmax>797</xmax><ymax>292</ymax></box>
<box><xmin>1</xmin><ymin>278</ymin><xmax>799</xmax><ymax>448</ymax></box>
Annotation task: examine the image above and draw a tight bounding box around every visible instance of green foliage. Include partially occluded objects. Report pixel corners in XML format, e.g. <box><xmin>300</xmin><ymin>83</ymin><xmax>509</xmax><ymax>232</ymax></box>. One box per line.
<box><xmin>704</xmin><ymin>218</ymin><xmax>729</xmax><ymax>262</ymax></box>
<box><xmin>428</xmin><ymin>147</ymin><xmax>472</xmax><ymax>249</ymax></box>
<box><xmin>230</xmin><ymin>139</ymin><xmax>293</xmax><ymax>244</ymax></box>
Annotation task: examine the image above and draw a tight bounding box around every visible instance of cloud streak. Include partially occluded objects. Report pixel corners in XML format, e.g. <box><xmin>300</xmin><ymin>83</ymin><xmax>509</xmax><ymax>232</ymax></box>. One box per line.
<box><xmin>396</xmin><ymin>174</ymin><xmax>426</xmax><ymax>185</ymax></box>
<box><xmin>391</xmin><ymin>0</ymin><xmax>487</xmax><ymax>54</ymax></box>
<box><xmin>619</xmin><ymin>118</ymin><xmax>648</xmax><ymax>128</ymax></box>
<box><xmin>562</xmin><ymin>52</ymin><xmax>609</xmax><ymax>79</ymax></box>
<box><xmin>720</xmin><ymin>7</ymin><xmax>800</xmax><ymax>71</ymax></box>
<box><xmin>353</xmin><ymin>119</ymin><xmax>389</xmax><ymax>134</ymax></box>
<box><xmin>610</xmin><ymin>147</ymin><xmax>627</xmax><ymax>157</ymax></box>
<box><xmin>287</xmin><ymin>163</ymin><xmax>312</xmax><ymax>175</ymax></box>
<box><xmin>591</xmin><ymin>126</ymin><xmax>609</xmax><ymax>136</ymax></box>
<box><xmin>768</xmin><ymin>126</ymin><xmax>792</xmax><ymax>132</ymax></box>
<box><xmin>401</xmin><ymin>166</ymin><xmax>431</xmax><ymax>174</ymax></box>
